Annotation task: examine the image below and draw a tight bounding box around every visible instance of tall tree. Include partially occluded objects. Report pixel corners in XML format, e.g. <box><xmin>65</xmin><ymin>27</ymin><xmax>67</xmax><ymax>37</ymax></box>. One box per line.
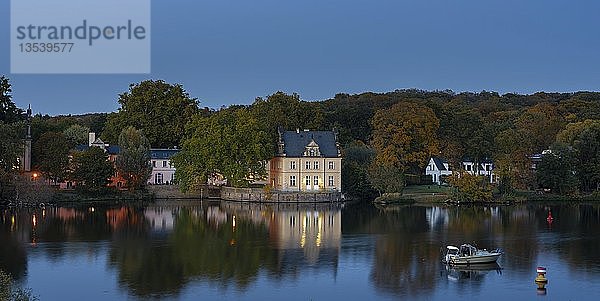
<box><xmin>516</xmin><ymin>102</ymin><xmax>565</xmax><ymax>153</ymax></box>
<box><xmin>33</xmin><ymin>132</ymin><xmax>69</xmax><ymax>183</ymax></box>
<box><xmin>0</xmin><ymin>123</ymin><xmax>24</xmax><ymax>201</ymax></box>
<box><xmin>116</xmin><ymin>127</ymin><xmax>152</xmax><ymax>191</ymax></box>
<box><xmin>371</xmin><ymin>102</ymin><xmax>440</xmax><ymax>174</ymax></box>
<box><xmin>172</xmin><ymin>107</ymin><xmax>271</xmax><ymax>190</ymax></box>
<box><xmin>71</xmin><ymin>147</ymin><xmax>115</xmax><ymax>191</ymax></box>
<box><xmin>0</xmin><ymin>76</ymin><xmax>23</xmax><ymax>124</ymax></box>
<box><xmin>251</xmin><ymin>92</ymin><xmax>324</xmax><ymax>153</ymax></box>
<box><xmin>102</xmin><ymin>80</ymin><xmax>199</xmax><ymax>148</ymax></box>
<box><xmin>536</xmin><ymin>143</ymin><xmax>579</xmax><ymax>195</ymax></box>
<box><xmin>62</xmin><ymin>124</ymin><xmax>90</xmax><ymax>148</ymax></box>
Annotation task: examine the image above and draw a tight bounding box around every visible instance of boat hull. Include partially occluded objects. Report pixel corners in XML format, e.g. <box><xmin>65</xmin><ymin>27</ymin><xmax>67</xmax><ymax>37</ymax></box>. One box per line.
<box><xmin>447</xmin><ymin>253</ymin><xmax>501</xmax><ymax>265</ymax></box>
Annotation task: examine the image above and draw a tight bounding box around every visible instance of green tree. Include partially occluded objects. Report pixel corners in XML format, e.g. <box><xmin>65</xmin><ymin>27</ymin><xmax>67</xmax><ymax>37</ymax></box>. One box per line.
<box><xmin>116</xmin><ymin>127</ymin><xmax>152</xmax><ymax>191</ymax></box>
<box><xmin>102</xmin><ymin>80</ymin><xmax>200</xmax><ymax>148</ymax></box>
<box><xmin>173</xmin><ymin>107</ymin><xmax>270</xmax><ymax>190</ymax></box>
<box><xmin>536</xmin><ymin>143</ymin><xmax>579</xmax><ymax>195</ymax></box>
<box><xmin>0</xmin><ymin>76</ymin><xmax>23</xmax><ymax>123</ymax></box>
<box><xmin>558</xmin><ymin>120</ymin><xmax>600</xmax><ymax>192</ymax></box>
<box><xmin>371</xmin><ymin>102</ymin><xmax>440</xmax><ymax>174</ymax></box>
<box><xmin>62</xmin><ymin>124</ymin><xmax>90</xmax><ymax>148</ymax></box>
<box><xmin>342</xmin><ymin>141</ymin><xmax>377</xmax><ymax>199</ymax></box>
<box><xmin>71</xmin><ymin>147</ymin><xmax>115</xmax><ymax>191</ymax></box>
<box><xmin>33</xmin><ymin>132</ymin><xmax>69</xmax><ymax>183</ymax></box>
<box><xmin>250</xmin><ymin>92</ymin><xmax>324</xmax><ymax>153</ymax></box>
<box><xmin>369</xmin><ymin>164</ymin><xmax>405</xmax><ymax>196</ymax></box>
<box><xmin>0</xmin><ymin>122</ymin><xmax>24</xmax><ymax>201</ymax></box>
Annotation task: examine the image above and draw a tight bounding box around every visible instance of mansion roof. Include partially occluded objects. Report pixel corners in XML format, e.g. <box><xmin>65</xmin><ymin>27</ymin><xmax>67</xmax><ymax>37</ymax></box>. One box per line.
<box><xmin>278</xmin><ymin>130</ymin><xmax>340</xmax><ymax>158</ymax></box>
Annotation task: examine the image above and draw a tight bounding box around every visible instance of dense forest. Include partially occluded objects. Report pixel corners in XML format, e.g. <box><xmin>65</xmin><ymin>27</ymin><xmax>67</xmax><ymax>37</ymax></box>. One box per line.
<box><xmin>2</xmin><ymin>76</ymin><xmax>600</xmax><ymax>201</ymax></box>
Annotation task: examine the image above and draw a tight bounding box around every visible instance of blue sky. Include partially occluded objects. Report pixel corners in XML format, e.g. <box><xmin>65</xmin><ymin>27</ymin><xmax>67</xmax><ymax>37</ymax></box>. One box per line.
<box><xmin>2</xmin><ymin>0</ymin><xmax>600</xmax><ymax>115</ymax></box>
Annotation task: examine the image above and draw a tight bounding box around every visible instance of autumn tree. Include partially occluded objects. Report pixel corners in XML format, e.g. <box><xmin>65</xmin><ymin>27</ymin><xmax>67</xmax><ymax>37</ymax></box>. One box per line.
<box><xmin>172</xmin><ymin>107</ymin><xmax>271</xmax><ymax>190</ymax></box>
<box><xmin>102</xmin><ymin>80</ymin><xmax>200</xmax><ymax>148</ymax></box>
<box><xmin>515</xmin><ymin>102</ymin><xmax>565</xmax><ymax>153</ymax></box>
<box><xmin>116</xmin><ymin>127</ymin><xmax>152</xmax><ymax>191</ymax></box>
<box><xmin>371</xmin><ymin>102</ymin><xmax>440</xmax><ymax>174</ymax></box>
<box><xmin>448</xmin><ymin>173</ymin><xmax>493</xmax><ymax>202</ymax></box>
<box><xmin>71</xmin><ymin>147</ymin><xmax>115</xmax><ymax>191</ymax></box>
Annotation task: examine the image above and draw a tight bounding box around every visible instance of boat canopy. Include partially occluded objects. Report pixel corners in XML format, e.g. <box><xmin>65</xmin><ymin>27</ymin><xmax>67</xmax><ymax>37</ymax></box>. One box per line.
<box><xmin>446</xmin><ymin>246</ymin><xmax>459</xmax><ymax>250</ymax></box>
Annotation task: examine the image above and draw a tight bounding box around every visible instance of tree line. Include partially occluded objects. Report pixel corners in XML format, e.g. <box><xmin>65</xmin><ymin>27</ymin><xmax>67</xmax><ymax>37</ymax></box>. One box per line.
<box><xmin>2</xmin><ymin>75</ymin><xmax>600</xmax><ymax>201</ymax></box>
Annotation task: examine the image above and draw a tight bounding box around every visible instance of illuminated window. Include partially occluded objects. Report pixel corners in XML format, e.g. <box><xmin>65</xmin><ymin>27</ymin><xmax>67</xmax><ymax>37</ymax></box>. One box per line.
<box><xmin>313</xmin><ymin>176</ymin><xmax>319</xmax><ymax>185</ymax></box>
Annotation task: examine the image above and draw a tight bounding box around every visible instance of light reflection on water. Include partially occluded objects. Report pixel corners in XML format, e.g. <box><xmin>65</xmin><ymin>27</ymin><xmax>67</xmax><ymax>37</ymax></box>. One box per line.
<box><xmin>1</xmin><ymin>202</ymin><xmax>600</xmax><ymax>300</ymax></box>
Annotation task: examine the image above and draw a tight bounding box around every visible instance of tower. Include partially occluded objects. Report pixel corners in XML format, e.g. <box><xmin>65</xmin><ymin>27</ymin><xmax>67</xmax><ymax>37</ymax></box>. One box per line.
<box><xmin>23</xmin><ymin>104</ymin><xmax>32</xmax><ymax>172</ymax></box>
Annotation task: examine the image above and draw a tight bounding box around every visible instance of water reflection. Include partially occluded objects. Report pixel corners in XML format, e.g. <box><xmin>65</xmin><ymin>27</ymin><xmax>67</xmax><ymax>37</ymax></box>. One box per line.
<box><xmin>2</xmin><ymin>202</ymin><xmax>600</xmax><ymax>300</ymax></box>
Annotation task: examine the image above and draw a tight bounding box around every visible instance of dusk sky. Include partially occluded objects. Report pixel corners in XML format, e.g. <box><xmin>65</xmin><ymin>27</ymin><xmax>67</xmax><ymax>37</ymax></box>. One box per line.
<box><xmin>2</xmin><ymin>0</ymin><xmax>600</xmax><ymax>115</ymax></box>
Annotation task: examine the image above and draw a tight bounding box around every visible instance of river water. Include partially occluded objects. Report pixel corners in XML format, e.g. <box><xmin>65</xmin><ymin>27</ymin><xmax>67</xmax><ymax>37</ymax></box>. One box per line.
<box><xmin>1</xmin><ymin>201</ymin><xmax>600</xmax><ymax>300</ymax></box>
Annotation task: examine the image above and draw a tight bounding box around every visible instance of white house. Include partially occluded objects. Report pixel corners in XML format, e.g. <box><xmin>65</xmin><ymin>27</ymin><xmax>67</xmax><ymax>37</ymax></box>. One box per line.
<box><xmin>425</xmin><ymin>157</ymin><xmax>497</xmax><ymax>184</ymax></box>
<box><xmin>462</xmin><ymin>158</ymin><xmax>496</xmax><ymax>183</ymax></box>
<box><xmin>148</xmin><ymin>149</ymin><xmax>179</xmax><ymax>185</ymax></box>
<box><xmin>425</xmin><ymin>157</ymin><xmax>453</xmax><ymax>185</ymax></box>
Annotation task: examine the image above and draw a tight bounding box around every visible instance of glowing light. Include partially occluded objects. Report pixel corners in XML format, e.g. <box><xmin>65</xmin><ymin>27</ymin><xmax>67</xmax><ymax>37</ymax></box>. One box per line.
<box><xmin>32</xmin><ymin>215</ymin><xmax>37</xmax><ymax>227</ymax></box>
<box><xmin>90</xmin><ymin>207</ymin><xmax>95</xmax><ymax>213</ymax></box>
<box><xmin>232</xmin><ymin>215</ymin><xmax>236</xmax><ymax>229</ymax></box>
<box><xmin>32</xmin><ymin>173</ymin><xmax>38</xmax><ymax>178</ymax></box>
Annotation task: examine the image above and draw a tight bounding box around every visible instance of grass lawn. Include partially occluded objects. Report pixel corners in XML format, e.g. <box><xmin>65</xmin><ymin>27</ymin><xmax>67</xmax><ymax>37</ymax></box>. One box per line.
<box><xmin>403</xmin><ymin>185</ymin><xmax>451</xmax><ymax>195</ymax></box>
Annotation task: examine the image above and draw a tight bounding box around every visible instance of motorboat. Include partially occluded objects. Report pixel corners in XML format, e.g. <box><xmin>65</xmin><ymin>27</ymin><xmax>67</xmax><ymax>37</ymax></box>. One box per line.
<box><xmin>442</xmin><ymin>244</ymin><xmax>502</xmax><ymax>265</ymax></box>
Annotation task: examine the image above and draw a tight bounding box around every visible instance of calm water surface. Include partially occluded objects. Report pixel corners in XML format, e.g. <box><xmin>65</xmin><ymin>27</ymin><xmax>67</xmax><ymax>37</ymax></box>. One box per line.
<box><xmin>2</xmin><ymin>201</ymin><xmax>600</xmax><ymax>300</ymax></box>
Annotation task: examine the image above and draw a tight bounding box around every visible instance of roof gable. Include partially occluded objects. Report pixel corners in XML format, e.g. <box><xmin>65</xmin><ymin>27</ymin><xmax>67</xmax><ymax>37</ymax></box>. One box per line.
<box><xmin>431</xmin><ymin>157</ymin><xmax>448</xmax><ymax>171</ymax></box>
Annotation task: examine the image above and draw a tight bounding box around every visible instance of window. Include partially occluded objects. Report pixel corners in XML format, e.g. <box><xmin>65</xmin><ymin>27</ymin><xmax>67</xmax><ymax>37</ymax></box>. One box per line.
<box><xmin>305</xmin><ymin>176</ymin><xmax>310</xmax><ymax>186</ymax></box>
<box><xmin>289</xmin><ymin>176</ymin><xmax>296</xmax><ymax>186</ymax></box>
<box><xmin>310</xmin><ymin>149</ymin><xmax>315</xmax><ymax>156</ymax></box>
<box><xmin>314</xmin><ymin>161</ymin><xmax>319</xmax><ymax>170</ymax></box>
<box><xmin>466</xmin><ymin>165</ymin><xmax>471</xmax><ymax>171</ymax></box>
<box><xmin>328</xmin><ymin>161</ymin><xmax>334</xmax><ymax>170</ymax></box>
<box><xmin>486</xmin><ymin>165</ymin><xmax>491</xmax><ymax>171</ymax></box>
<box><xmin>163</xmin><ymin>160</ymin><xmax>167</xmax><ymax>167</ymax></box>
<box><xmin>313</xmin><ymin>176</ymin><xmax>319</xmax><ymax>185</ymax></box>
<box><xmin>290</xmin><ymin>161</ymin><xmax>296</xmax><ymax>170</ymax></box>
<box><xmin>155</xmin><ymin>173</ymin><xmax>163</xmax><ymax>184</ymax></box>
<box><xmin>305</xmin><ymin>161</ymin><xmax>311</xmax><ymax>170</ymax></box>
<box><xmin>152</xmin><ymin>160</ymin><xmax>156</xmax><ymax>168</ymax></box>
<box><xmin>328</xmin><ymin>176</ymin><xmax>334</xmax><ymax>186</ymax></box>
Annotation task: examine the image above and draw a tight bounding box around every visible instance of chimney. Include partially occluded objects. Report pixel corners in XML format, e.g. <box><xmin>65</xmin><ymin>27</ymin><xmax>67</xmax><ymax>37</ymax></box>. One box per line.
<box><xmin>89</xmin><ymin>132</ymin><xmax>96</xmax><ymax>146</ymax></box>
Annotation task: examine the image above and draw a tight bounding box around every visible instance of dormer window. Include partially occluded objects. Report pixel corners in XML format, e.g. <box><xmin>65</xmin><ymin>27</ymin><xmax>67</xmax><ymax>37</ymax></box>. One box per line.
<box><xmin>303</xmin><ymin>138</ymin><xmax>321</xmax><ymax>157</ymax></box>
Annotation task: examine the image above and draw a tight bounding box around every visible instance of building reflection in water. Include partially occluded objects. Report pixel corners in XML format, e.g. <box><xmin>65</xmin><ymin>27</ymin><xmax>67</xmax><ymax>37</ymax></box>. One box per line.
<box><xmin>219</xmin><ymin>202</ymin><xmax>342</xmax><ymax>267</ymax></box>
